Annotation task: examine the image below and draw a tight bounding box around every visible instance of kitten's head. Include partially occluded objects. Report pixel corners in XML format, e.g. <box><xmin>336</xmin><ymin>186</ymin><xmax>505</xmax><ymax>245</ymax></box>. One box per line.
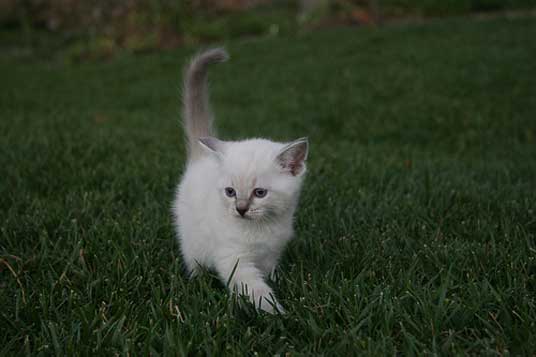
<box><xmin>199</xmin><ymin>137</ymin><xmax>308</xmax><ymax>221</ymax></box>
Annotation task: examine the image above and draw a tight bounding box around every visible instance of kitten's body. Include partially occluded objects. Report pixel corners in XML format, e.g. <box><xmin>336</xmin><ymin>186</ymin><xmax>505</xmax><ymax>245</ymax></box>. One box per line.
<box><xmin>172</xmin><ymin>48</ymin><xmax>308</xmax><ymax>313</ymax></box>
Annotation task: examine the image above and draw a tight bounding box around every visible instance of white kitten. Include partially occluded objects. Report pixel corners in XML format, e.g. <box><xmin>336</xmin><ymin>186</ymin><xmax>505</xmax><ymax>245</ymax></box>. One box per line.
<box><xmin>172</xmin><ymin>48</ymin><xmax>308</xmax><ymax>313</ymax></box>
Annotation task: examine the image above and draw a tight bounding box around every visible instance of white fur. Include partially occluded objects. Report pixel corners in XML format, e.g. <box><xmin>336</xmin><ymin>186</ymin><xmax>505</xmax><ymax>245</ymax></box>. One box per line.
<box><xmin>172</xmin><ymin>48</ymin><xmax>308</xmax><ymax>313</ymax></box>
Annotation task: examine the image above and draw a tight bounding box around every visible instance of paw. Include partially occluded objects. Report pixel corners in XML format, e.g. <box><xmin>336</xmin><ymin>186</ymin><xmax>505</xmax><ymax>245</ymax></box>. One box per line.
<box><xmin>268</xmin><ymin>268</ymin><xmax>279</xmax><ymax>282</ymax></box>
<box><xmin>187</xmin><ymin>265</ymin><xmax>200</xmax><ymax>279</ymax></box>
<box><xmin>262</xmin><ymin>299</ymin><xmax>286</xmax><ymax>314</ymax></box>
<box><xmin>250</xmin><ymin>287</ymin><xmax>285</xmax><ymax>314</ymax></box>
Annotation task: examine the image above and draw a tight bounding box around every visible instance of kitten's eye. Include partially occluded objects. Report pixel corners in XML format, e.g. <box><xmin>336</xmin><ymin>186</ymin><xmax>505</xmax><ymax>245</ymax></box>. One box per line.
<box><xmin>224</xmin><ymin>187</ymin><xmax>236</xmax><ymax>197</ymax></box>
<box><xmin>253</xmin><ymin>188</ymin><xmax>267</xmax><ymax>198</ymax></box>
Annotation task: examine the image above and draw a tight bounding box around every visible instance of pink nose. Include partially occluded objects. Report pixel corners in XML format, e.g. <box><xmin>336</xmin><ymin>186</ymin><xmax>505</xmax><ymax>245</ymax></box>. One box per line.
<box><xmin>236</xmin><ymin>207</ymin><xmax>248</xmax><ymax>216</ymax></box>
<box><xmin>236</xmin><ymin>200</ymin><xmax>249</xmax><ymax>217</ymax></box>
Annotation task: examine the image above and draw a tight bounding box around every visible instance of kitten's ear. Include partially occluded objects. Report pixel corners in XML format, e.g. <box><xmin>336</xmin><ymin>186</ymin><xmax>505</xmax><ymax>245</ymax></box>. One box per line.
<box><xmin>276</xmin><ymin>137</ymin><xmax>309</xmax><ymax>176</ymax></box>
<box><xmin>198</xmin><ymin>137</ymin><xmax>225</xmax><ymax>157</ymax></box>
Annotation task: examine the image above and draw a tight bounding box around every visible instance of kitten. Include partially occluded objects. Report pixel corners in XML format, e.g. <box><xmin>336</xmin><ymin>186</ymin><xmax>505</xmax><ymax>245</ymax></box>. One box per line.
<box><xmin>172</xmin><ymin>48</ymin><xmax>308</xmax><ymax>313</ymax></box>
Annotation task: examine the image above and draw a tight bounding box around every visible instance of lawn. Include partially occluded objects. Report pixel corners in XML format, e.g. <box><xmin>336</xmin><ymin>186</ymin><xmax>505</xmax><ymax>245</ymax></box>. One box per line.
<box><xmin>1</xmin><ymin>15</ymin><xmax>536</xmax><ymax>355</ymax></box>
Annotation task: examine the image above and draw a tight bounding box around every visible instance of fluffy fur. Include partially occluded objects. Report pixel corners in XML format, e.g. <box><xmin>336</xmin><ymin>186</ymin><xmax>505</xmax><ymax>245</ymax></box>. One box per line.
<box><xmin>172</xmin><ymin>48</ymin><xmax>308</xmax><ymax>313</ymax></box>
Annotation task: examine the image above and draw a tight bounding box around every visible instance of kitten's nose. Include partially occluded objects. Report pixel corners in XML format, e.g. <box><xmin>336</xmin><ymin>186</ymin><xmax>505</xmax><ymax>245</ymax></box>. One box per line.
<box><xmin>236</xmin><ymin>201</ymin><xmax>249</xmax><ymax>217</ymax></box>
<box><xmin>236</xmin><ymin>207</ymin><xmax>248</xmax><ymax>217</ymax></box>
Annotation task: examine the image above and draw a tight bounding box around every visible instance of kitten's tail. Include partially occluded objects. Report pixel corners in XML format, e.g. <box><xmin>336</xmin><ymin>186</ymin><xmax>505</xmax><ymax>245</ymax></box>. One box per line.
<box><xmin>182</xmin><ymin>47</ymin><xmax>229</xmax><ymax>161</ymax></box>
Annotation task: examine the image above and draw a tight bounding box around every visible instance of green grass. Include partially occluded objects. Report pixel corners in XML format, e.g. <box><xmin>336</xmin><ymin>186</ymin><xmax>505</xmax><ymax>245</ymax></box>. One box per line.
<box><xmin>1</xmin><ymin>15</ymin><xmax>536</xmax><ymax>355</ymax></box>
<box><xmin>381</xmin><ymin>0</ymin><xmax>536</xmax><ymax>15</ymax></box>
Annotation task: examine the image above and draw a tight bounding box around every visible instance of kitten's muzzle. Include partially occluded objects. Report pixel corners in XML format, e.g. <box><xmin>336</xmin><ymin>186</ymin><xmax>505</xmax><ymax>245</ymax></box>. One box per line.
<box><xmin>236</xmin><ymin>200</ymin><xmax>249</xmax><ymax>217</ymax></box>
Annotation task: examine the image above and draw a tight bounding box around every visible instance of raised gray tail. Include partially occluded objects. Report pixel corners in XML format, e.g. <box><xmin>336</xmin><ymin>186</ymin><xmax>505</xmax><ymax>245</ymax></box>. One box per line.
<box><xmin>182</xmin><ymin>47</ymin><xmax>229</xmax><ymax>161</ymax></box>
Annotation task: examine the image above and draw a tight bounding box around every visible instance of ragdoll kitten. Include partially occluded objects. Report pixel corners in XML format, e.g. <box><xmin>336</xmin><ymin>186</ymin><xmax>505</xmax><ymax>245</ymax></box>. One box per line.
<box><xmin>172</xmin><ymin>48</ymin><xmax>308</xmax><ymax>313</ymax></box>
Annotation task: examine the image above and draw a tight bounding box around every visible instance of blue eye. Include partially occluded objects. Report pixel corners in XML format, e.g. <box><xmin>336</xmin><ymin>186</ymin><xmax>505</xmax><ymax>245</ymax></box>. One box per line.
<box><xmin>253</xmin><ymin>188</ymin><xmax>267</xmax><ymax>198</ymax></box>
<box><xmin>224</xmin><ymin>187</ymin><xmax>236</xmax><ymax>197</ymax></box>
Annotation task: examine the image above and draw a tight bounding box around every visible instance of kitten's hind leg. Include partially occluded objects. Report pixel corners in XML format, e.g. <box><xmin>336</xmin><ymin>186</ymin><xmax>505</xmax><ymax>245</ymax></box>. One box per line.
<box><xmin>182</xmin><ymin>255</ymin><xmax>202</xmax><ymax>279</ymax></box>
<box><xmin>187</xmin><ymin>265</ymin><xmax>200</xmax><ymax>279</ymax></box>
<box><xmin>215</xmin><ymin>256</ymin><xmax>284</xmax><ymax>314</ymax></box>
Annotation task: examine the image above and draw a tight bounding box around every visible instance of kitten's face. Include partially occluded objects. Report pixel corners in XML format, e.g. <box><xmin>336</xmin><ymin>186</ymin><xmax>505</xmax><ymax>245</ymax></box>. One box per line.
<box><xmin>200</xmin><ymin>138</ymin><xmax>308</xmax><ymax>221</ymax></box>
<box><xmin>218</xmin><ymin>171</ymin><xmax>296</xmax><ymax>220</ymax></box>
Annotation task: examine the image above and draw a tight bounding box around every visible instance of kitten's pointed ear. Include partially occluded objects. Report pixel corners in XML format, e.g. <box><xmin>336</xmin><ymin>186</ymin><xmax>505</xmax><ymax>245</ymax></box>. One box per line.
<box><xmin>276</xmin><ymin>137</ymin><xmax>309</xmax><ymax>176</ymax></box>
<box><xmin>198</xmin><ymin>137</ymin><xmax>225</xmax><ymax>157</ymax></box>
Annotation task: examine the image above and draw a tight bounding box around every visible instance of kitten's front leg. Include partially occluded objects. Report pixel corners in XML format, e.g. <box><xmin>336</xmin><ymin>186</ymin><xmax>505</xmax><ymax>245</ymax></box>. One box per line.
<box><xmin>215</xmin><ymin>256</ymin><xmax>284</xmax><ymax>314</ymax></box>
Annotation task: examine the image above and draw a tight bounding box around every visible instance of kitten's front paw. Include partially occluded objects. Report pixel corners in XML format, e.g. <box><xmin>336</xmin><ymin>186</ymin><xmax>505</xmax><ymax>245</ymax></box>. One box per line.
<box><xmin>254</xmin><ymin>296</ymin><xmax>285</xmax><ymax>314</ymax></box>
<box><xmin>266</xmin><ymin>300</ymin><xmax>286</xmax><ymax>314</ymax></box>
<box><xmin>251</xmin><ymin>287</ymin><xmax>285</xmax><ymax>314</ymax></box>
<box><xmin>268</xmin><ymin>268</ymin><xmax>278</xmax><ymax>282</ymax></box>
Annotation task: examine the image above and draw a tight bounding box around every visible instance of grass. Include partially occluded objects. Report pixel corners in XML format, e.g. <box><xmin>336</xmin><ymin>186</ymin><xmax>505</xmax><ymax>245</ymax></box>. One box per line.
<box><xmin>381</xmin><ymin>0</ymin><xmax>536</xmax><ymax>15</ymax></box>
<box><xmin>1</xmin><ymin>15</ymin><xmax>536</xmax><ymax>355</ymax></box>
